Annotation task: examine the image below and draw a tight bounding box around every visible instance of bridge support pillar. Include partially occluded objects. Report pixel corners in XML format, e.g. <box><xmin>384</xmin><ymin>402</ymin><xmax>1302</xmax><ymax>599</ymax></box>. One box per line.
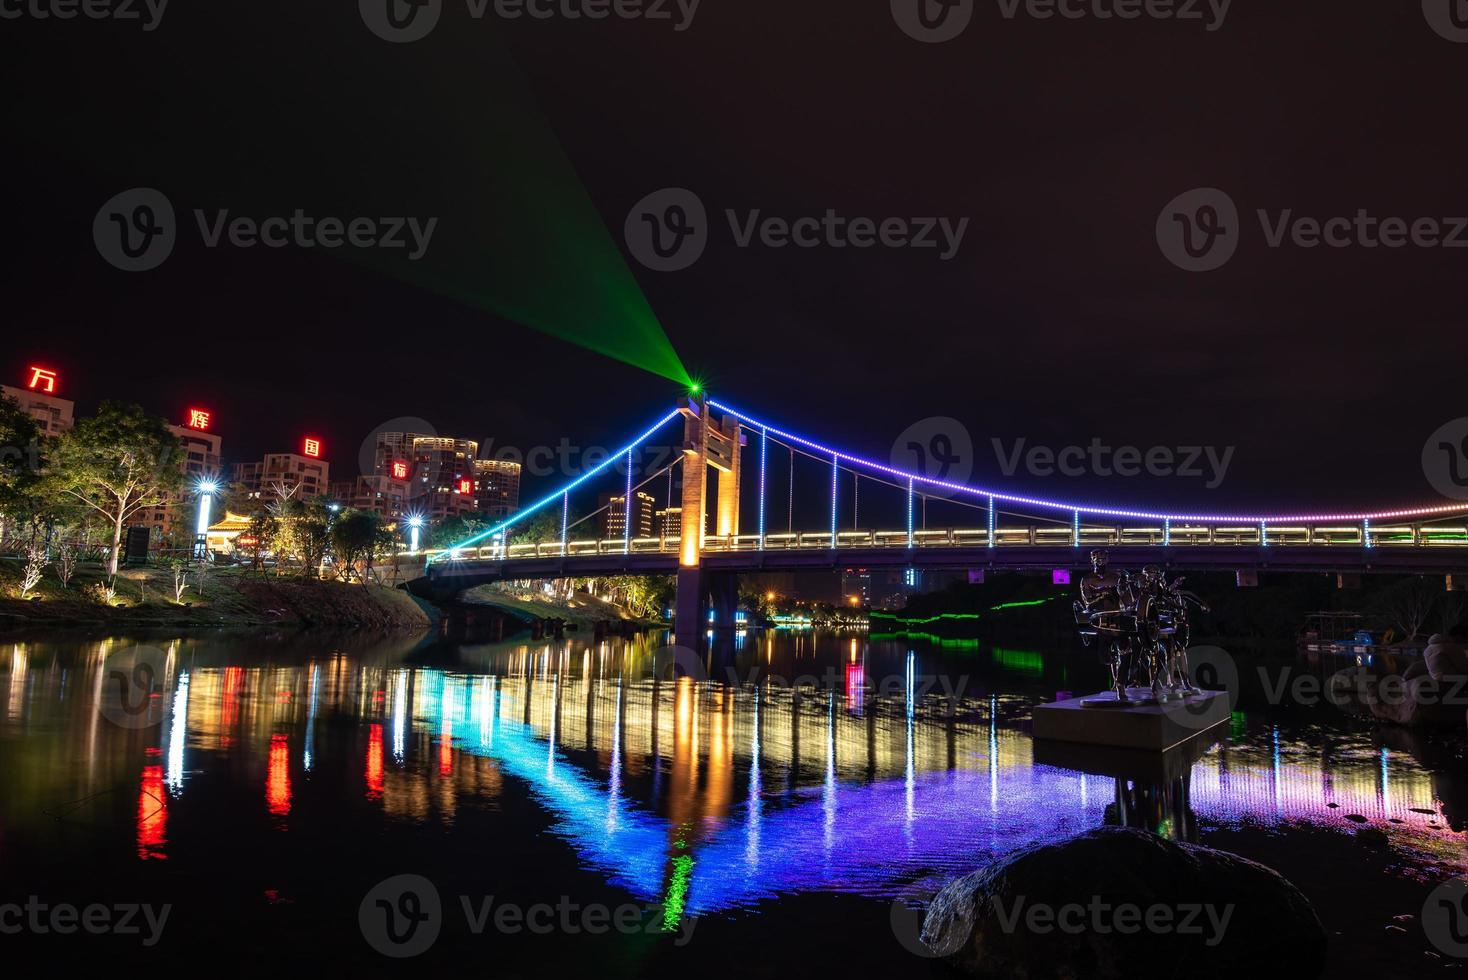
<box><xmin>674</xmin><ymin>565</ymin><xmax>706</xmax><ymax>649</ymax></box>
<box><xmin>710</xmin><ymin>572</ymin><xmax>739</xmax><ymax>632</ymax></box>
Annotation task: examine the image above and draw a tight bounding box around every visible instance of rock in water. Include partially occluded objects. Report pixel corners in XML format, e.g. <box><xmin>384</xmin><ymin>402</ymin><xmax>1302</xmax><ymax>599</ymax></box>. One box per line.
<box><xmin>921</xmin><ymin>827</ymin><xmax>1326</xmax><ymax>979</ymax></box>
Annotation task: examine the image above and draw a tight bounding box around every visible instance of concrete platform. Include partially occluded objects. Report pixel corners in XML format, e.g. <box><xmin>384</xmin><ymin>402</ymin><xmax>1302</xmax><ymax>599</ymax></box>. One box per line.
<box><xmin>1032</xmin><ymin>690</ymin><xmax>1231</xmax><ymax>751</ymax></box>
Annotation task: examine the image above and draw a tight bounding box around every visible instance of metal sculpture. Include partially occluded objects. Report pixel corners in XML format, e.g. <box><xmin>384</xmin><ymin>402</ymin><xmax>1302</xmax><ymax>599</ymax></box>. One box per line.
<box><xmin>1074</xmin><ymin>551</ymin><xmax>1209</xmax><ymax>704</ymax></box>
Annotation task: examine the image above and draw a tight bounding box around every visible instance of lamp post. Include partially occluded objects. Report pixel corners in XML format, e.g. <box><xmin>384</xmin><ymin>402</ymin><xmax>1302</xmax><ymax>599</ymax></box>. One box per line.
<box><xmin>406</xmin><ymin>514</ymin><xmax>424</xmax><ymax>555</ymax></box>
<box><xmin>194</xmin><ymin>479</ymin><xmax>219</xmax><ymax>562</ymax></box>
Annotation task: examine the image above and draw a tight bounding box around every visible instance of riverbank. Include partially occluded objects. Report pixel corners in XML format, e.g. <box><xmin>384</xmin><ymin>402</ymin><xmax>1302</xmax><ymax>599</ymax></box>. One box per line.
<box><xmin>460</xmin><ymin>584</ymin><xmax>663</xmax><ymax>632</ymax></box>
<box><xmin>0</xmin><ymin>559</ymin><xmax>430</xmax><ymax>632</ymax></box>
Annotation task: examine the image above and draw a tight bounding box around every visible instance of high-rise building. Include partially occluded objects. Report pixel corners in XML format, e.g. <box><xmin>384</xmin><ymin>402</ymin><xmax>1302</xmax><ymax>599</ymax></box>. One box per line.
<box><xmin>130</xmin><ymin>421</ymin><xmax>223</xmax><ymax>545</ymax></box>
<box><xmin>2</xmin><ymin>365</ymin><xmax>74</xmax><ymax>436</ymax></box>
<box><xmin>601</xmin><ymin>491</ymin><xmax>655</xmax><ymax>540</ymax></box>
<box><xmin>473</xmin><ymin>458</ymin><xmax>521</xmax><ymax>520</ymax></box>
<box><xmin>234</xmin><ymin>452</ymin><xmax>330</xmax><ymax>506</ymax></box>
<box><xmin>655</xmin><ymin>506</ymin><xmax>682</xmax><ymax>540</ymax></box>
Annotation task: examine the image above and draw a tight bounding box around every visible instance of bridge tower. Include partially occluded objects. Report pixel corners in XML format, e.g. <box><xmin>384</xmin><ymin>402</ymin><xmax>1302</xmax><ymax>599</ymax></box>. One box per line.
<box><xmin>674</xmin><ymin>395</ymin><xmax>745</xmax><ymax>648</ymax></box>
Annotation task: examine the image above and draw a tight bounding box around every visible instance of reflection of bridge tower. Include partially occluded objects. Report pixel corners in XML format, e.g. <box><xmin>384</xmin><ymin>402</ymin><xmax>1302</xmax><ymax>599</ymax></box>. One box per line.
<box><xmin>675</xmin><ymin>396</ymin><xmax>745</xmax><ymax>647</ymax></box>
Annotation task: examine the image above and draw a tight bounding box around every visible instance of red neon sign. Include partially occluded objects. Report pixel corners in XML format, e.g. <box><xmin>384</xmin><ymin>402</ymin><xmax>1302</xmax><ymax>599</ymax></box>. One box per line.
<box><xmin>187</xmin><ymin>409</ymin><xmax>211</xmax><ymax>431</ymax></box>
<box><xmin>26</xmin><ymin>366</ymin><xmax>58</xmax><ymax>393</ymax></box>
<box><xmin>390</xmin><ymin>460</ymin><xmax>409</xmax><ymax>480</ymax></box>
<box><xmin>303</xmin><ymin>438</ymin><xmax>322</xmax><ymax>458</ymax></box>
<box><xmin>458</xmin><ymin>478</ymin><xmax>473</xmax><ymax>495</ymax></box>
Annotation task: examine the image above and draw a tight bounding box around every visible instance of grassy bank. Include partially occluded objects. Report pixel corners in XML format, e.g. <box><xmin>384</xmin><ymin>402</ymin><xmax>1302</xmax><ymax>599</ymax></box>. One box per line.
<box><xmin>461</xmin><ymin>585</ymin><xmax>662</xmax><ymax>631</ymax></box>
<box><xmin>0</xmin><ymin>558</ymin><xmax>430</xmax><ymax>632</ymax></box>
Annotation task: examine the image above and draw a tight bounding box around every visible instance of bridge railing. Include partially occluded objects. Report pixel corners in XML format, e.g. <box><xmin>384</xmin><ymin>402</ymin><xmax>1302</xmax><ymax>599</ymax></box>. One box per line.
<box><xmin>418</xmin><ymin>522</ymin><xmax>1468</xmax><ymax>565</ymax></box>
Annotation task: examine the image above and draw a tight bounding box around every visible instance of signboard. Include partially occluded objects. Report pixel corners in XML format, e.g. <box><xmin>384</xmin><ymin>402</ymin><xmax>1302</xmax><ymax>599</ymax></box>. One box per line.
<box><xmin>26</xmin><ymin>366</ymin><xmax>58</xmax><ymax>393</ymax></box>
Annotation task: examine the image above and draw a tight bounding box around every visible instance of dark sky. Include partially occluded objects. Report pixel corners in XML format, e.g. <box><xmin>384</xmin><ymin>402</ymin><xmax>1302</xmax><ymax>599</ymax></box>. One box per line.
<box><xmin>4</xmin><ymin>0</ymin><xmax>1466</xmax><ymax>521</ymax></box>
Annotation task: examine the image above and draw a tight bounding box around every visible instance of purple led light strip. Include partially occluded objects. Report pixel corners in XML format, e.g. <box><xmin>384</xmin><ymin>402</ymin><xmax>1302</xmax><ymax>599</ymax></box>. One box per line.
<box><xmin>708</xmin><ymin>399</ymin><xmax>1468</xmax><ymax>525</ymax></box>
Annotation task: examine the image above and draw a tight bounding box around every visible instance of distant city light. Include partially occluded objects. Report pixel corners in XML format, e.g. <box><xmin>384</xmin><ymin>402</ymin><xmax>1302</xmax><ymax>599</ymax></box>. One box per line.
<box><xmin>187</xmin><ymin>409</ymin><xmax>211</xmax><ymax>431</ymax></box>
<box><xmin>303</xmin><ymin>437</ymin><xmax>322</xmax><ymax>458</ymax></box>
<box><xmin>25</xmin><ymin>366</ymin><xmax>58</xmax><ymax>393</ymax></box>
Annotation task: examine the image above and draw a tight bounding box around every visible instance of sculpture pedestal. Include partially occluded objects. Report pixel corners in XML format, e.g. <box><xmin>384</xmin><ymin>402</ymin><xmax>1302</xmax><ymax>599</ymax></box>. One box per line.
<box><xmin>1032</xmin><ymin>690</ymin><xmax>1230</xmax><ymax>751</ymax></box>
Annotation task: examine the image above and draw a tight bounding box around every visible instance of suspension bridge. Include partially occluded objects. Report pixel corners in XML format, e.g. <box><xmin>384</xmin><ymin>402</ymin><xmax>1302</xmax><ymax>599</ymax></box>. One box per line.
<box><xmin>406</xmin><ymin>395</ymin><xmax>1468</xmax><ymax>644</ymax></box>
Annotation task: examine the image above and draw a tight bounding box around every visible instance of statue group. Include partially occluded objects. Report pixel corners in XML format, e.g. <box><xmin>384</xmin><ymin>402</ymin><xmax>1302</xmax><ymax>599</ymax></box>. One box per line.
<box><xmin>1074</xmin><ymin>550</ymin><xmax>1209</xmax><ymax>705</ymax></box>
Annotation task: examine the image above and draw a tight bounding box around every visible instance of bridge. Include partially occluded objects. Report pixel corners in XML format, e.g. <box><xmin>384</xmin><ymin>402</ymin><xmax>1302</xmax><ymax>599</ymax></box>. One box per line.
<box><xmin>408</xmin><ymin>394</ymin><xmax>1468</xmax><ymax>644</ymax></box>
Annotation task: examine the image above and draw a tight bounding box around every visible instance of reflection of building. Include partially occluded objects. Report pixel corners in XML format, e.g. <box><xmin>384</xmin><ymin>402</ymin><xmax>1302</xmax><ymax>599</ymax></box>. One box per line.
<box><xmin>841</xmin><ymin>568</ymin><xmax>872</xmax><ymax>606</ymax></box>
<box><xmin>1</xmin><ymin>382</ymin><xmax>74</xmax><ymax>436</ymax></box>
<box><xmin>234</xmin><ymin>452</ymin><xmax>330</xmax><ymax>505</ymax></box>
<box><xmin>655</xmin><ymin>506</ymin><xmax>682</xmax><ymax>540</ymax></box>
<box><xmin>473</xmin><ymin>459</ymin><xmax>521</xmax><ymax>519</ymax></box>
<box><xmin>602</xmin><ymin>491</ymin><xmax>655</xmax><ymax>539</ymax></box>
<box><xmin>131</xmin><ymin>423</ymin><xmax>224</xmax><ymax>544</ymax></box>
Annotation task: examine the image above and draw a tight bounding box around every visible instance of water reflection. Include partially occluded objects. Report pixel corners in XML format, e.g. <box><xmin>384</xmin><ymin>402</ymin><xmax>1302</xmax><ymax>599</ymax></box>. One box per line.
<box><xmin>0</xmin><ymin>631</ymin><xmax>1463</xmax><ymax>926</ymax></box>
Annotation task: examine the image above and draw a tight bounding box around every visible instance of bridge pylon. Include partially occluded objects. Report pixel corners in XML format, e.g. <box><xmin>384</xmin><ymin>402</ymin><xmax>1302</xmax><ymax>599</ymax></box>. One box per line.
<box><xmin>674</xmin><ymin>395</ymin><xmax>745</xmax><ymax>647</ymax></box>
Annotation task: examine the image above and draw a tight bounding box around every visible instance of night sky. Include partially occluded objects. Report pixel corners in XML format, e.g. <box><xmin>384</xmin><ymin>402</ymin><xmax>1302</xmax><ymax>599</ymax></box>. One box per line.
<box><xmin>4</xmin><ymin>0</ymin><xmax>1467</xmax><ymax>519</ymax></box>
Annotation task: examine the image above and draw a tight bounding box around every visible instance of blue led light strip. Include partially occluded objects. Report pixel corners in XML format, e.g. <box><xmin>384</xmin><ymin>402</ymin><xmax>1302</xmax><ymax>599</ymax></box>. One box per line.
<box><xmin>624</xmin><ymin>450</ymin><xmax>634</xmax><ymax>554</ymax></box>
<box><xmin>434</xmin><ymin>409</ymin><xmax>682</xmax><ymax>559</ymax></box>
<box><xmin>759</xmin><ymin>426</ymin><xmax>768</xmax><ymax>549</ymax></box>
<box><xmin>560</xmin><ymin>492</ymin><xmax>569</xmax><ymax>554</ymax></box>
<box><xmin>708</xmin><ymin>399</ymin><xmax>1468</xmax><ymax>524</ymax></box>
<box><xmin>907</xmin><ymin>478</ymin><xmax>914</xmax><ymax>548</ymax></box>
<box><xmin>829</xmin><ymin>455</ymin><xmax>839</xmax><ymax>541</ymax></box>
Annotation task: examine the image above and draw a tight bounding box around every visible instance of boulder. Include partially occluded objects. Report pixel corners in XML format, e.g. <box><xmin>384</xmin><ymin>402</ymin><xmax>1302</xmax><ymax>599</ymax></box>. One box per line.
<box><xmin>921</xmin><ymin>827</ymin><xmax>1326</xmax><ymax>979</ymax></box>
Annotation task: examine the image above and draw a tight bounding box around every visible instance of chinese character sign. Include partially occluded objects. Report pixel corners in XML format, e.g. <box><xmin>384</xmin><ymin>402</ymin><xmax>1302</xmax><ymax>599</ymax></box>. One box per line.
<box><xmin>458</xmin><ymin>478</ymin><xmax>472</xmax><ymax>495</ymax></box>
<box><xmin>303</xmin><ymin>438</ymin><xmax>322</xmax><ymax>458</ymax></box>
<box><xmin>26</xmin><ymin>366</ymin><xmax>58</xmax><ymax>393</ymax></box>
<box><xmin>187</xmin><ymin>409</ymin><xmax>211</xmax><ymax>431</ymax></box>
<box><xmin>391</xmin><ymin>461</ymin><xmax>409</xmax><ymax>480</ymax></box>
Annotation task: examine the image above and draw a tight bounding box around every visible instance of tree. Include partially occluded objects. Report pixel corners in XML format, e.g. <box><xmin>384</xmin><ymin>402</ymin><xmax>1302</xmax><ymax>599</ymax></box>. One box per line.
<box><xmin>1375</xmin><ymin>576</ymin><xmax>1443</xmax><ymax>643</ymax></box>
<box><xmin>273</xmin><ymin>497</ymin><xmax>332</xmax><ymax>579</ymax></box>
<box><xmin>330</xmin><ymin>509</ymin><xmax>384</xmax><ymax>583</ymax></box>
<box><xmin>511</xmin><ymin>509</ymin><xmax>565</xmax><ymax>547</ymax></box>
<box><xmin>49</xmin><ymin>403</ymin><xmax>183</xmax><ymax>576</ymax></box>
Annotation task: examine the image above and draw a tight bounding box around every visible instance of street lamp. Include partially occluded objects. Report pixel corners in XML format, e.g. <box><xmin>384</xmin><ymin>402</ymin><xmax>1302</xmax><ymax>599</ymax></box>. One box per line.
<box><xmin>195</xmin><ymin>478</ymin><xmax>219</xmax><ymax>561</ymax></box>
<box><xmin>405</xmin><ymin>514</ymin><xmax>425</xmax><ymax>555</ymax></box>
